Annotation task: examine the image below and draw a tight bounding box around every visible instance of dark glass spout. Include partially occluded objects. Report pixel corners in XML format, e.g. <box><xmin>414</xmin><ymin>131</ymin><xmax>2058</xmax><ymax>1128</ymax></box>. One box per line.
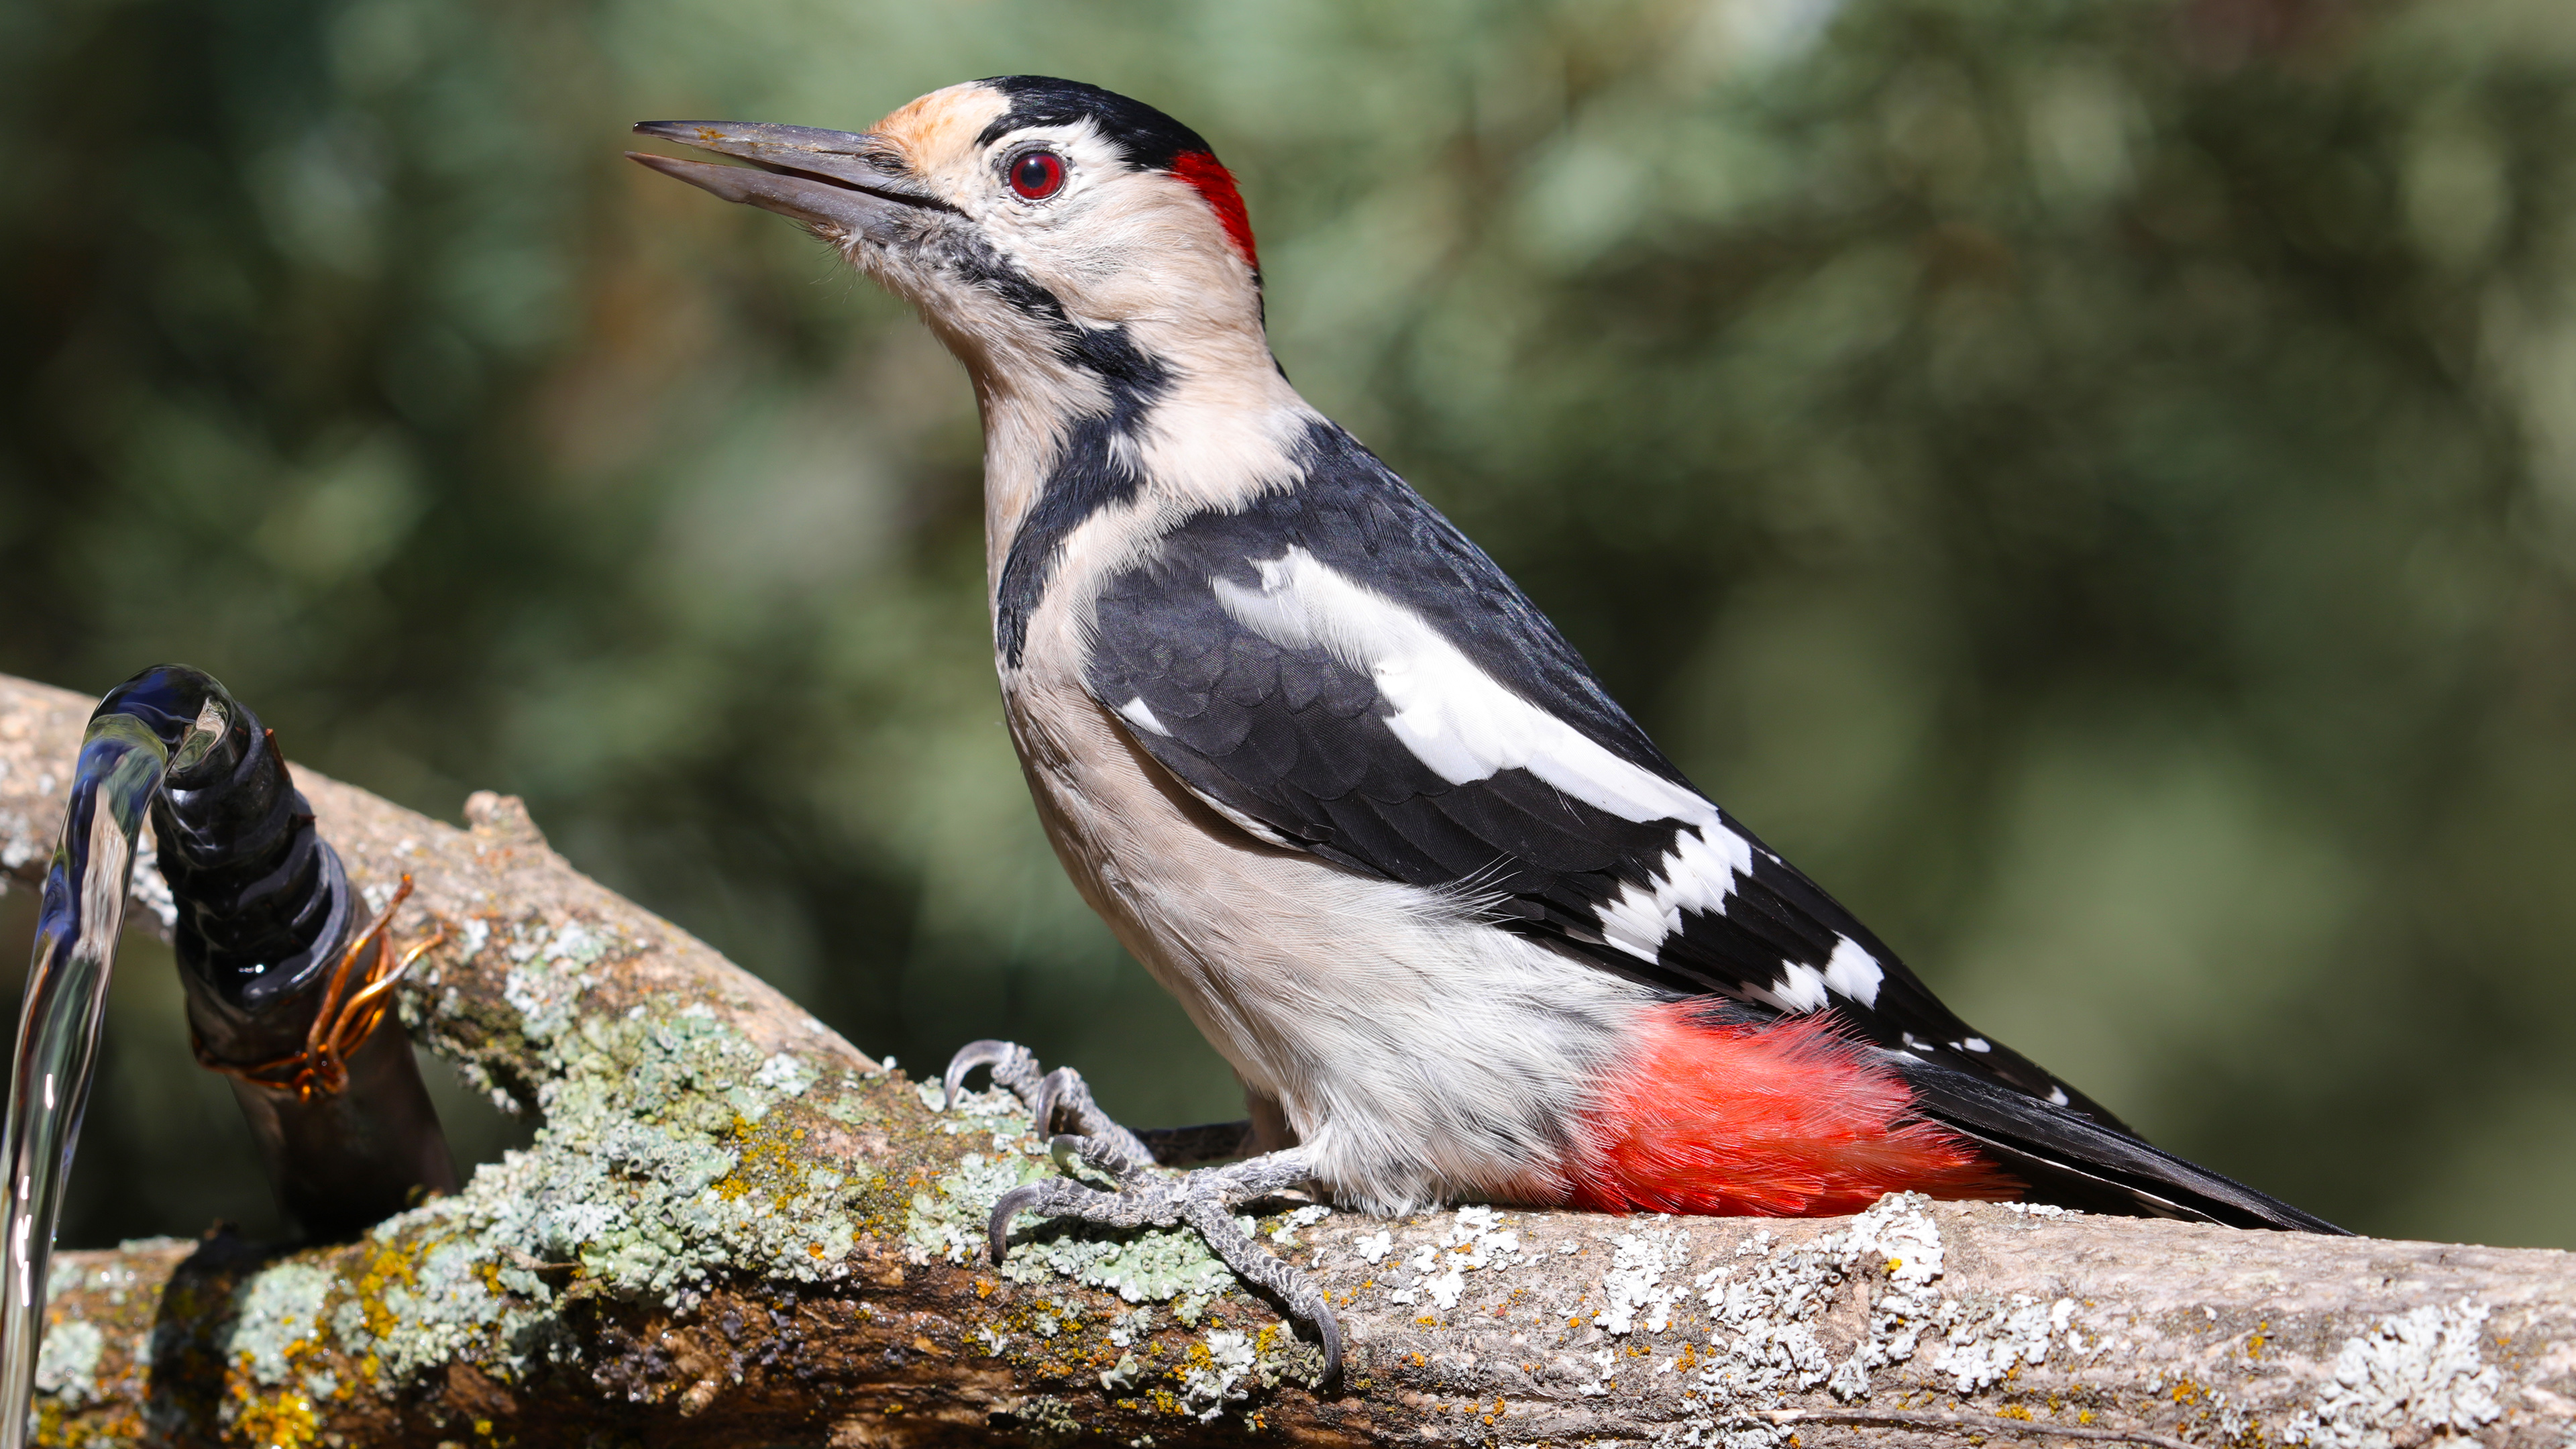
<box><xmin>0</xmin><ymin>666</ymin><xmax>454</xmax><ymax>1449</ymax></box>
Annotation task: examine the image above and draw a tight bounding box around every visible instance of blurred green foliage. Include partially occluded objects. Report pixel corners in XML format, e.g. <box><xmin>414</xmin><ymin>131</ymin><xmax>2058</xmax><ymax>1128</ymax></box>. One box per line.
<box><xmin>5</xmin><ymin>0</ymin><xmax>2575</xmax><ymax>1250</ymax></box>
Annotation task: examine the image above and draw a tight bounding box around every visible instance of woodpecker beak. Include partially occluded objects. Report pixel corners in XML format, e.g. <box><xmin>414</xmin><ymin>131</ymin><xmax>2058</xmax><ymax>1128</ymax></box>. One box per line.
<box><xmin>626</xmin><ymin>120</ymin><xmax>949</xmax><ymax>237</ymax></box>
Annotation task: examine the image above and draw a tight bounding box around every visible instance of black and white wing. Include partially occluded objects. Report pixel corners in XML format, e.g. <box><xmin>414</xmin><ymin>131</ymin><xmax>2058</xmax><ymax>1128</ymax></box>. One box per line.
<box><xmin>1080</xmin><ymin>422</ymin><xmax>2340</xmax><ymax>1233</ymax></box>
<box><xmin>1083</xmin><ymin>423</ymin><xmax>2078</xmax><ymax>1102</ymax></box>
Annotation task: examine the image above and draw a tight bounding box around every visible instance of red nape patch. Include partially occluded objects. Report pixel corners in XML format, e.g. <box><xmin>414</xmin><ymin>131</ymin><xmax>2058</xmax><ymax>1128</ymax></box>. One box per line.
<box><xmin>1566</xmin><ymin>1004</ymin><xmax>2021</xmax><ymax>1218</ymax></box>
<box><xmin>1170</xmin><ymin>150</ymin><xmax>1258</xmax><ymax>270</ymax></box>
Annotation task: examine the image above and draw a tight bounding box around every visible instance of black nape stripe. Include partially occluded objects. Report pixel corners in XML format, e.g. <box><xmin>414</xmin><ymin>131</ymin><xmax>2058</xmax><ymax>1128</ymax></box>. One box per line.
<box><xmin>975</xmin><ymin>76</ymin><xmax>1214</xmax><ymax>172</ymax></box>
<box><xmin>993</xmin><ymin>325</ymin><xmax>1171</xmax><ymax>669</ymax></box>
<box><xmin>936</xmin><ymin>220</ymin><xmax>1174</xmax><ymax>667</ymax></box>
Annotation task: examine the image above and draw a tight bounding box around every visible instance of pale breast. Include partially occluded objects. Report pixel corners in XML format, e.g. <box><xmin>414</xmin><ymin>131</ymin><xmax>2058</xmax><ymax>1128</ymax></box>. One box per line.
<box><xmin>997</xmin><ymin>639</ymin><xmax>1658</xmax><ymax>1215</ymax></box>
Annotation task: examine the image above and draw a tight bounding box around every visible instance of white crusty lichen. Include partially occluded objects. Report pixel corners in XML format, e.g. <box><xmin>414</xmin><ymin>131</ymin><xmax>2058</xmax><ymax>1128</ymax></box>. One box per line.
<box><xmin>1179</xmin><ymin>1328</ymin><xmax>1257</xmax><ymax>1421</ymax></box>
<box><xmin>1825</xmin><ymin>1189</ymin><xmax>1946</xmax><ymax>1399</ymax></box>
<box><xmin>2284</xmin><ymin>1298</ymin><xmax>2504</xmax><ymax>1449</ymax></box>
<box><xmin>1664</xmin><ymin>1193</ymin><xmax>2070</xmax><ymax>1449</ymax></box>
<box><xmin>1375</xmin><ymin>1204</ymin><xmax>1522</xmax><ymax>1309</ymax></box>
<box><xmin>1596</xmin><ymin>1226</ymin><xmax>1688</xmax><ymax>1333</ymax></box>
<box><xmin>1666</xmin><ymin>1226</ymin><xmax>1845</xmax><ymax>1436</ymax></box>
<box><xmin>1932</xmin><ymin>1292</ymin><xmax>2075</xmax><ymax>1394</ymax></box>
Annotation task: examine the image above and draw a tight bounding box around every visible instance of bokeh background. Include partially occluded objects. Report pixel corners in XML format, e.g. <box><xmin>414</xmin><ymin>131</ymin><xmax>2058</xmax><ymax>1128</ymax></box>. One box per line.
<box><xmin>4</xmin><ymin>0</ymin><xmax>2573</xmax><ymax>1250</ymax></box>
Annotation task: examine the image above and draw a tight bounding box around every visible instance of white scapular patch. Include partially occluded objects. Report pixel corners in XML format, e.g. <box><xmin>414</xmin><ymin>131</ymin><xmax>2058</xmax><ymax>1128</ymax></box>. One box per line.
<box><xmin>1958</xmin><ymin>1037</ymin><xmax>1991</xmax><ymax>1053</ymax></box>
<box><xmin>1214</xmin><ymin>545</ymin><xmax>1796</xmax><ymax>967</ymax></box>
<box><xmin>1821</xmin><ymin>934</ymin><xmax>1885</xmax><ymax>1007</ymax></box>
<box><xmin>1118</xmin><ymin>695</ymin><xmax>1171</xmax><ymax>736</ymax></box>
<box><xmin>1213</xmin><ymin>549</ymin><xmax>1713</xmax><ymax>821</ymax></box>
<box><xmin>2047</xmin><ymin>1085</ymin><xmax>2070</xmax><ymax>1106</ymax></box>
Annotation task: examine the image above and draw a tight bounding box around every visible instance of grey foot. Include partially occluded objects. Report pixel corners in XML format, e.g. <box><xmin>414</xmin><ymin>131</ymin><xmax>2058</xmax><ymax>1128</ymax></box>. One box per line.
<box><xmin>942</xmin><ymin>1040</ymin><xmax>1342</xmax><ymax>1391</ymax></box>
<box><xmin>941</xmin><ymin>1040</ymin><xmax>1256</xmax><ymax>1167</ymax></box>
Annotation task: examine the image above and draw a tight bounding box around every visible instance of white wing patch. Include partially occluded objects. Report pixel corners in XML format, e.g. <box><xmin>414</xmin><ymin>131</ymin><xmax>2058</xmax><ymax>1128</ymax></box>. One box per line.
<box><xmin>1821</xmin><ymin>934</ymin><xmax>1885</xmax><ymax>1007</ymax></box>
<box><xmin>1765</xmin><ymin>963</ymin><xmax>1830</xmax><ymax>1013</ymax></box>
<box><xmin>1118</xmin><ymin>695</ymin><xmax>1172</xmax><ymax>736</ymax></box>
<box><xmin>1212</xmin><ymin>547</ymin><xmax>1886</xmax><ymax>995</ymax></box>
<box><xmin>1597</xmin><ymin>824</ymin><xmax>1754</xmax><ymax>961</ymax></box>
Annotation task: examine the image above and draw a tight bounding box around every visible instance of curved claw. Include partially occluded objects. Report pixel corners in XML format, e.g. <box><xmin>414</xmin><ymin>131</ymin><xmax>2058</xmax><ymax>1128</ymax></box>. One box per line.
<box><xmin>944</xmin><ymin>1039</ymin><xmax>1021</xmax><ymax>1112</ymax></box>
<box><xmin>988</xmin><ymin>1183</ymin><xmax>1046</xmax><ymax>1265</ymax></box>
<box><xmin>1033</xmin><ymin>1065</ymin><xmax>1079</xmax><ymax>1136</ymax></box>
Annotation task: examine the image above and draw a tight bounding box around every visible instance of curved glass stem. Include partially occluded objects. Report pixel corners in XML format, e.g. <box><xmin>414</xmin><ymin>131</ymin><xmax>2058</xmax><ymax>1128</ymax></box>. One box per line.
<box><xmin>0</xmin><ymin>716</ymin><xmax>170</xmax><ymax>1449</ymax></box>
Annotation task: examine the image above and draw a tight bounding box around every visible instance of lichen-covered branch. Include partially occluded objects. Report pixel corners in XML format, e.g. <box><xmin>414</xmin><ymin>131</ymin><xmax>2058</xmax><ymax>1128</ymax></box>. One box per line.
<box><xmin>3</xmin><ymin>670</ymin><xmax>2573</xmax><ymax>1449</ymax></box>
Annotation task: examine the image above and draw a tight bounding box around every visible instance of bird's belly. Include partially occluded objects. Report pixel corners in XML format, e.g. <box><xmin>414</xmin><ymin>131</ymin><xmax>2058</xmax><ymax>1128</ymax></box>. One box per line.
<box><xmin>1000</xmin><ymin>673</ymin><xmax>1655</xmax><ymax>1214</ymax></box>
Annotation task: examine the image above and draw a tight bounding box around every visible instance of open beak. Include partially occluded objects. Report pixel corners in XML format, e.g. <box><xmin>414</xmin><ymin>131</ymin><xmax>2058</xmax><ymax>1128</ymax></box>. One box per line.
<box><xmin>626</xmin><ymin>120</ymin><xmax>952</xmax><ymax>238</ymax></box>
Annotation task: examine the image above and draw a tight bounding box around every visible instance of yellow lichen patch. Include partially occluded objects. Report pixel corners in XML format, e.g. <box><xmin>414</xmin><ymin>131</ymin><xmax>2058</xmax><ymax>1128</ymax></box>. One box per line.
<box><xmin>711</xmin><ymin>1114</ymin><xmax>819</xmax><ymax>1208</ymax></box>
<box><xmin>354</xmin><ymin>1242</ymin><xmax>421</xmax><ymax>1342</ymax></box>
<box><xmin>1998</xmin><ymin>1405</ymin><xmax>2034</xmax><ymax>1421</ymax></box>
<box><xmin>228</xmin><ymin>1385</ymin><xmax>318</xmax><ymax>1449</ymax></box>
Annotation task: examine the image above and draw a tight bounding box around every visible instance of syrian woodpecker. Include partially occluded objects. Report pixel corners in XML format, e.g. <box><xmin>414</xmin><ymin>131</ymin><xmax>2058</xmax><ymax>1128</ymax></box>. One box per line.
<box><xmin>631</xmin><ymin>76</ymin><xmax>2341</xmax><ymax>1378</ymax></box>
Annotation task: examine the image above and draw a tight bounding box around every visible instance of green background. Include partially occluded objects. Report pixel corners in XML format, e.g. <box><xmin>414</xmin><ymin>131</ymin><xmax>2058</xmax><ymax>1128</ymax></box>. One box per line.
<box><xmin>5</xmin><ymin>0</ymin><xmax>2574</xmax><ymax>1249</ymax></box>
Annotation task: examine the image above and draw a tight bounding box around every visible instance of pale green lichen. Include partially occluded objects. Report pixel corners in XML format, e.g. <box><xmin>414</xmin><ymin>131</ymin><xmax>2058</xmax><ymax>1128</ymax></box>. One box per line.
<box><xmin>499</xmin><ymin>919</ymin><xmax>607</xmax><ymax>1042</ymax></box>
<box><xmin>1003</xmin><ymin>1220</ymin><xmax>1238</xmax><ymax>1305</ymax></box>
<box><xmin>190</xmin><ymin>910</ymin><xmax>1279</xmax><ymax>1407</ymax></box>
<box><xmin>899</xmin><ymin>1084</ymin><xmax>1240</xmax><ymax>1305</ymax></box>
<box><xmin>32</xmin><ymin>1319</ymin><xmax>103</xmax><ymax>1406</ymax></box>
<box><xmin>230</xmin><ymin>1263</ymin><xmax>335</xmax><ymax>1385</ymax></box>
<box><xmin>214</xmin><ymin>912</ymin><xmax>894</xmax><ymax>1391</ymax></box>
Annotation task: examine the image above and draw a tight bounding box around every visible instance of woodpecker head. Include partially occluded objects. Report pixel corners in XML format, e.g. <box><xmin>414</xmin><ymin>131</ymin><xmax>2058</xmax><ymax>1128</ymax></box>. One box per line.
<box><xmin>631</xmin><ymin>78</ymin><xmax>1267</xmax><ymax>396</ymax></box>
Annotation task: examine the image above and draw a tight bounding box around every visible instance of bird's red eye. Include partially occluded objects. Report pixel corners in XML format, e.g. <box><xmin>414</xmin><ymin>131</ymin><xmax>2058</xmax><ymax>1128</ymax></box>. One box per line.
<box><xmin>1010</xmin><ymin>150</ymin><xmax>1066</xmax><ymax>200</ymax></box>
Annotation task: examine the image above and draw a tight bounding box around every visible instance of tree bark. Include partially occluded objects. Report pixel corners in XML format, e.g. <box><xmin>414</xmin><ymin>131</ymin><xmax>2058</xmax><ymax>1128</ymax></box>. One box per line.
<box><xmin>1</xmin><ymin>671</ymin><xmax>2571</xmax><ymax>1449</ymax></box>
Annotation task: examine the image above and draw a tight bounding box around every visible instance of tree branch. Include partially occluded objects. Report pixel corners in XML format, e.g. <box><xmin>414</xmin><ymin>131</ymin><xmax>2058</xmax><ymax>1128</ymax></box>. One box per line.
<box><xmin>3</xmin><ymin>671</ymin><xmax>2571</xmax><ymax>1448</ymax></box>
